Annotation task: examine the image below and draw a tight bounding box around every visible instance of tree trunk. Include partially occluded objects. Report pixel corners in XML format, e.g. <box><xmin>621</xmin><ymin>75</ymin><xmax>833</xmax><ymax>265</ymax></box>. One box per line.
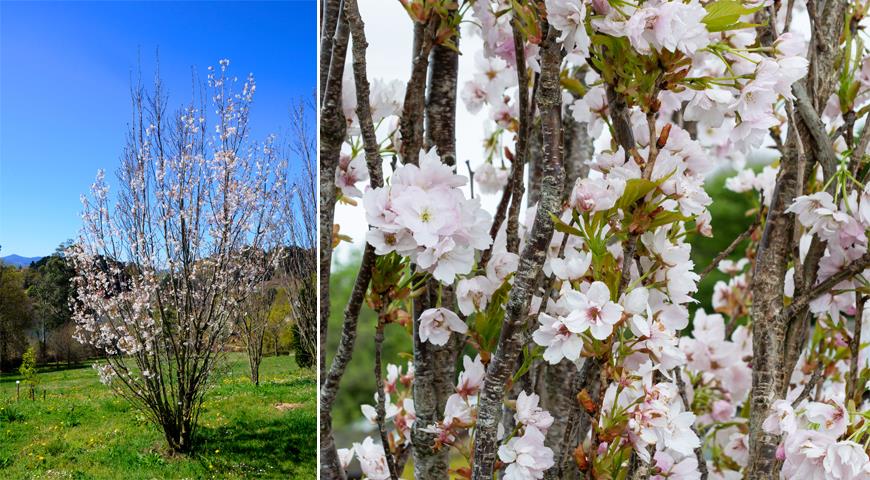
<box><xmin>471</xmin><ymin>24</ymin><xmax>564</xmax><ymax>479</ymax></box>
<box><xmin>746</xmin><ymin>3</ymin><xmax>848</xmax><ymax>476</ymax></box>
<box><xmin>249</xmin><ymin>352</ymin><xmax>261</xmax><ymax>386</ymax></box>
<box><xmin>165</xmin><ymin>420</ymin><xmax>194</xmax><ymax>454</ymax></box>
<box><xmin>408</xmin><ymin>19</ymin><xmax>462</xmax><ymax>479</ymax></box>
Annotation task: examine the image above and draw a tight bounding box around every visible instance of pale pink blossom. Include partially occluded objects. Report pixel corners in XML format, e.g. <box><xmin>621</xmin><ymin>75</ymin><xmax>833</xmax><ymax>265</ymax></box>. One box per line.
<box><xmin>532</xmin><ymin>311</ymin><xmax>584</xmax><ymax>364</ymax></box>
<box><xmin>762</xmin><ymin>399</ymin><xmax>797</xmax><ymax>435</ymax></box>
<box><xmin>352</xmin><ymin>437</ymin><xmax>390</xmax><ymax>480</ymax></box>
<box><xmin>804</xmin><ymin>401</ymin><xmax>848</xmax><ymax>438</ymax></box>
<box><xmin>569</xmin><ymin>177</ymin><xmax>625</xmax><ymax>212</ymax></box>
<box><xmin>514</xmin><ymin>391</ymin><xmax>554</xmax><ymax>432</ymax></box>
<box><xmin>335</xmin><ymin>152</ymin><xmax>369</xmax><ymax>198</ymax></box>
<box><xmin>418</xmin><ymin>308</ymin><xmax>468</xmax><ymax>346</ymax></box>
<box><xmin>652</xmin><ymin>450</ymin><xmax>701</xmax><ymax>480</ymax></box>
<box><xmin>823</xmin><ymin>441</ymin><xmax>870</xmax><ymax>480</ymax></box>
<box><xmin>545</xmin><ymin>0</ymin><xmax>590</xmax><ymax>64</ymax></box>
<box><xmin>563</xmin><ymin>281</ymin><xmax>623</xmax><ymax>340</ymax></box>
<box><xmin>497</xmin><ymin>426</ymin><xmax>555</xmax><ymax>480</ymax></box>
<box><xmin>781</xmin><ymin>430</ymin><xmax>834</xmax><ymax>480</ymax></box>
<box><xmin>456</xmin><ymin>355</ymin><xmax>486</xmax><ymax>398</ymax></box>
<box><xmin>550</xmin><ymin>248</ymin><xmax>592</xmax><ymax>281</ymax></box>
<box><xmin>337</xmin><ymin>448</ymin><xmax>354</xmax><ymax>470</ymax></box>
<box><xmin>623</xmin><ymin>0</ymin><xmax>710</xmax><ymax>56</ymax></box>
<box><xmin>475</xmin><ymin>162</ymin><xmax>510</xmax><ymax>194</ymax></box>
<box><xmin>456</xmin><ymin>276</ymin><xmax>497</xmax><ymax>315</ymax></box>
<box><xmin>487</xmin><ymin>251</ymin><xmax>520</xmax><ymax>283</ymax></box>
<box><xmin>443</xmin><ymin>392</ymin><xmax>474</xmax><ymax>426</ymax></box>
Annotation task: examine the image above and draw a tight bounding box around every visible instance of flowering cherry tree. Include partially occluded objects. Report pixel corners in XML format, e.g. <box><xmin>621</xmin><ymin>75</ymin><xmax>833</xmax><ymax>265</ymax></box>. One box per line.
<box><xmin>320</xmin><ymin>0</ymin><xmax>870</xmax><ymax>479</ymax></box>
<box><xmin>69</xmin><ymin>60</ymin><xmax>285</xmax><ymax>453</ymax></box>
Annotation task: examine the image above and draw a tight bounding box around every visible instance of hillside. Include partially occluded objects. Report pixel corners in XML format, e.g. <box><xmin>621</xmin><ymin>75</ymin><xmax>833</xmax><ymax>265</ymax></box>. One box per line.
<box><xmin>0</xmin><ymin>254</ymin><xmax>44</xmax><ymax>268</ymax></box>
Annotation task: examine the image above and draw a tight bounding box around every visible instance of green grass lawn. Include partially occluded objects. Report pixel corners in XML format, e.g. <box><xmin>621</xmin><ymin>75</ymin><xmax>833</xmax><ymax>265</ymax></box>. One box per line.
<box><xmin>0</xmin><ymin>353</ymin><xmax>315</xmax><ymax>479</ymax></box>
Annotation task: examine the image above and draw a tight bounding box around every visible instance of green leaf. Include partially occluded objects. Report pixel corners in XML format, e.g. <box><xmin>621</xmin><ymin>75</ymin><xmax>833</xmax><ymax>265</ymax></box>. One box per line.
<box><xmin>550</xmin><ymin>213</ymin><xmax>584</xmax><ymax>237</ymax></box>
<box><xmin>702</xmin><ymin>0</ymin><xmax>762</xmax><ymax>33</ymax></box>
<box><xmin>475</xmin><ymin>277</ymin><xmax>514</xmax><ymax>352</ymax></box>
<box><xmin>724</xmin><ymin>21</ymin><xmax>763</xmax><ymax>32</ymax></box>
<box><xmin>512</xmin><ymin>345</ymin><xmax>542</xmax><ymax>383</ymax></box>
<box><xmin>616</xmin><ymin>178</ymin><xmax>658</xmax><ymax>210</ymax></box>
<box><xmin>560</xmin><ymin>76</ymin><xmax>587</xmax><ymax>98</ymax></box>
<box><xmin>648</xmin><ymin>211</ymin><xmax>692</xmax><ymax>230</ymax></box>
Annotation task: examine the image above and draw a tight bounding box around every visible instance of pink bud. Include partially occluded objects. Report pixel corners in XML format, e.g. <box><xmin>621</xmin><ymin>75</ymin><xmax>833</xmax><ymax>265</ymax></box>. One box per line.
<box><xmin>776</xmin><ymin>443</ymin><xmax>786</xmax><ymax>461</ymax></box>
<box><xmin>591</xmin><ymin>0</ymin><xmax>610</xmax><ymax>15</ymax></box>
<box><xmin>711</xmin><ymin>400</ymin><xmax>734</xmax><ymax>422</ymax></box>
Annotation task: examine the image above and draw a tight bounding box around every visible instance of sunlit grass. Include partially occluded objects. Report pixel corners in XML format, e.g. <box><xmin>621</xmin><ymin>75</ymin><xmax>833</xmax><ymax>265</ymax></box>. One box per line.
<box><xmin>0</xmin><ymin>353</ymin><xmax>314</xmax><ymax>479</ymax></box>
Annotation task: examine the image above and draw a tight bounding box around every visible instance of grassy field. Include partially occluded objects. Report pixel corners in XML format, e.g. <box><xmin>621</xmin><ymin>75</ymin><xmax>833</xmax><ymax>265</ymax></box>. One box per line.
<box><xmin>0</xmin><ymin>353</ymin><xmax>315</xmax><ymax>479</ymax></box>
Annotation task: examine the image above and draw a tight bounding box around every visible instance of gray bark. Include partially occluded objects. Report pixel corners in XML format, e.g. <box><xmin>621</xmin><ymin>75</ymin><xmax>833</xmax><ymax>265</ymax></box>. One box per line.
<box><xmin>408</xmin><ymin>25</ymin><xmax>463</xmax><ymax>477</ymax></box>
<box><xmin>746</xmin><ymin>2</ymin><xmax>848</xmax><ymax>477</ymax></box>
<box><xmin>318</xmin><ymin>6</ymin><xmax>349</xmax><ymax>477</ymax></box>
<box><xmin>399</xmin><ymin>19</ymin><xmax>437</xmax><ymax>164</ymax></box>
<box><xmin>471</xmin><ymin>24</ymin><xmax>564</xmax><ymax>480</ymax></box>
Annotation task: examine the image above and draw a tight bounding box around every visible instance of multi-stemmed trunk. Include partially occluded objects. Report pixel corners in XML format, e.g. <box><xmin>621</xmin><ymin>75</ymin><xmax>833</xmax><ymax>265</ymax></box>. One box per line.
<box><xmin>163</xmin><ymin>420</ymin><xmax>193</xmax><ymax>454</ymax></box>
<box><xmin>161</xmin><ymin>397</ymin><xmax>196</xmax><ymax>454</ymax></box>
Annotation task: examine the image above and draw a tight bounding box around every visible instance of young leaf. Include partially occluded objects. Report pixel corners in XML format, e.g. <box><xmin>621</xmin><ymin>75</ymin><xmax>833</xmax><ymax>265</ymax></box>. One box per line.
<box><xmin>702</xmin><ymin>0</ymin><xmax>762</xmax><ymax>33</ymax></box>
<box><xmin>615</xmin><ymin>178</ymin><xmax>658</xmax><ymax>210</ymax></box>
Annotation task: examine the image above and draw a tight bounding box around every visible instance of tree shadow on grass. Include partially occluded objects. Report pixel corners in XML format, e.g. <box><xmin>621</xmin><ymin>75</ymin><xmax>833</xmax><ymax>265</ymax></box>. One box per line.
<box><xmin>194</xmin><ymin>408</ymin><xmax>316</xmax><ymax>476</ymax></box>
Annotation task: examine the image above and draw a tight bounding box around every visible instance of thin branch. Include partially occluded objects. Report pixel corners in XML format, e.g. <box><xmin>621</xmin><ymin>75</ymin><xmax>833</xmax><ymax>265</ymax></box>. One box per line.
<box><xmin>505</xmin><ymin>19</ymin><xmax>531</xmax><ymax>254</ymax></box>
<box><xmin>791</xmin><ymin>361</ymin><xmax>824</xmax><ymax>408</ymax></box>
<box><xmin>792</xmin><ymin>81</ymin><xmax>838</xmax><ymax>179</ymax></box>
<box><xmin>345</xmin><ymin>0</ymin><xmax>385</xmax><ymax>188</ymax></box>
<box><xmin>552</xmin><ymin>356</ymin><xmax>600</xmax><ymax>478</ymax></box>
<box><xmin>782</xmin><ymin>252</ymin><xmax>870</xmax><ymax>321</ymax></box>
<box><xmin>399</xmin><ymin>18</ymin><xmax>438</xmax><ymax>164</ymax></box>
<box><xmin>673</xmin><ymin>366</ymin><xmax>709</xmax><ymax>480</ymax></box>
<box><xmin>847</xmin><ymin>294</ymin><xmax>866</xmax><ymax>404</ymax></box>
<box><xmin>374</xmin><ymin>317</ymin><xmax>400</xmax><ymax>479</ymax></box>
<box><xmin>698</xmin><ymin>214</ymin><xmax>761</xmax><ymax>282</ymax></box>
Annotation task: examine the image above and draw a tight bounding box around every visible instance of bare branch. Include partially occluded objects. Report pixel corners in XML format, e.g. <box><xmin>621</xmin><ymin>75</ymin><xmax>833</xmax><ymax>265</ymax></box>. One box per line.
<box><xmin>698</xmin><ymin>214</ymin><xmax>761</xmax><ymax>282</ymax></box>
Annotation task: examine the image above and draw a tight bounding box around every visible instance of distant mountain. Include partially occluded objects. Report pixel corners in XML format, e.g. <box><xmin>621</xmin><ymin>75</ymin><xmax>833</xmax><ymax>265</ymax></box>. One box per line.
<box><xmin>1</xmin><ymin>254</ymin><xmax>44</xmax><ymax>268</ymax></box>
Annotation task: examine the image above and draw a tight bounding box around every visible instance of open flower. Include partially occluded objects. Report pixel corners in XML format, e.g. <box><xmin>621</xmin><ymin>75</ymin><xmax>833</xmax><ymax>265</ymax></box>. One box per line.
<box><xmin>563</xmin><ymin>281</ymin><xmax>623</xmax><ymax>340</ymax></box>
<box><xmin>456</xmin><ymin>355</ymin><xmax>485</xmax><ymax>398</ymax></box>
<box><xmin>456</xmin><ymin>276</ymin><xmax>496</xmax><ymax>315</ymax></box>
<box><xmin>514</xmin><ymin>391</ymin><xmax>554</xmax><ymax>432</ymax></box>
<box><xmin>823</xmin><ymin>441</ymin><xmax>870</xmax><ymax>480</ymax></box>
<box><xmin>545</xmin><ymin>0</ymin><xmax>590</xmax><ymax>62</ymax></box>
<box><xmin>762</xmin><ymin>399</ymin><xmax>797</xmax><ymax>435</ymax></box>
<box><xmin>418</xmin><ymin>308</ymin><xmax>467</xmax><ymax>346</ymax></box>
<box><xmin>550</xmin><ymin>247</ymin><xmax>592</xmax><ymax>281</ymax></box>
<box><xmin>532</xmin><ymin>311</ymin><xmax>584</xmax><ymax>364</ymax></box>
<box><xmin>497</xmin><ymin>426</ymin><xmax>554</xmax><ymax>480</ymax></box>
<box><xmin>352</xmin><ymin>437</ymin><xmax>390</xmax><ymax>480</ymax></box>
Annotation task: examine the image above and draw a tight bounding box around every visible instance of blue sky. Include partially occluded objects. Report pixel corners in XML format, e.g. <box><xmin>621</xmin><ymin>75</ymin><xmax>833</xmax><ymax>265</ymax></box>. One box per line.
<box><xmin>0</xmin><ymin>1</ymin><xmax>315</xmax><ymax>257</ymax></box>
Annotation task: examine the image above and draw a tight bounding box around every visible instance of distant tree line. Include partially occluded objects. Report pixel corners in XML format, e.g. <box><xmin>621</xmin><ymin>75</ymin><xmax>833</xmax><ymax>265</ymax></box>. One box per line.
<box><xmin>0</xmin><ymin>243</ymin><xmax>313</xmax><ymax>374</ymax></box>
<box><xmin>0</xmin><ymin>244</ymin><xmax>96</xmax><ymax>371</ymax></box>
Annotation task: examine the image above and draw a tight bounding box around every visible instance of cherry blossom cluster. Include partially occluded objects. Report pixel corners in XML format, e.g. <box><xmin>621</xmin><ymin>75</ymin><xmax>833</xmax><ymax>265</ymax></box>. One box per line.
<box><xmin>762</xmin><ymin>397</ymin><xmax>869</xmax><ymax>478</ymax></box>
<box><xmin>671</xmin><ymin>223</ymin><xmax>869</xmax><ymax>479</ymax></box>
<box><xmin>460</xmin><ymin>52</ymin><xmax>516</xmax><ymax>194</ymax></box>
<box><xmin>423</xmin><ymin>355</ymin><xmax>556</xmax><ymax>479</ymax></box>
<box><xmin>362</xmin><ymin>149</ymin><xmax>493</xmax><ymax>284</ymax></box>
<box><xmin>339</xmin><ymin>362</ymin><xmax>416</xmax><ymax>479</ymax></box>
<box><xmin>334</xmin><ymin>73</ymin><xmax>404</xmax><ymax>202</ymax></box>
